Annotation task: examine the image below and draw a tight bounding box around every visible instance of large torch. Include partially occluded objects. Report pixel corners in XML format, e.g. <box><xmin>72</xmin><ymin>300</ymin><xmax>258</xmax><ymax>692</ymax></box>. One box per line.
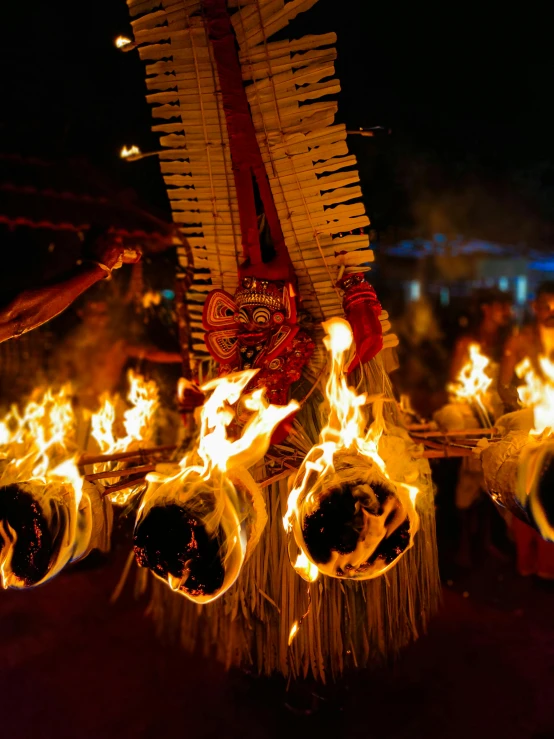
<box><xmin>0</xmin><ymin>387</ymin><xmax>111</xmax><ymax>588</ymax></box>
<box><xmin>133</xmin><ymin>370</ymin><xmax>297</xmax><ymax>603</ymax></box>
<box><xmin>283</xmin><ymin>318</ymin><xmax>421</xmax><ymax>582</ymax></box>
<box><xmin>481</xmin><ymin>356</ymin><xmax>554</xmax><ymax>538</ymax></box>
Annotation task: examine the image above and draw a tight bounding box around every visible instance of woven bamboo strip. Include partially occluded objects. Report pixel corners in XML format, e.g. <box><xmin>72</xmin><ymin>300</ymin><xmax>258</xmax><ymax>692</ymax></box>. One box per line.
<box><xmin>238</xmin><ymin>32</ymin><xmax>337</xmax><ymax>64</ymax></box>
<box><xmin>233</xmin><ymin>0</ymin><xmax>319</xmax><ymax>47</ymax></box>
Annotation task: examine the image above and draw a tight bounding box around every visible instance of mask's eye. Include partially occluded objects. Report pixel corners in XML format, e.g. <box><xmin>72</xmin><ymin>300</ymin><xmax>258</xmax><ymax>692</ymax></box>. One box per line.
<box><xmin>237</xmin><ymin>309</ymin><xmax>249</xmax><ymax>323</ymax></box>
<box><xmin>253</xmin><ymin>307</ymin><xmax>271</xmax><ymax>325</ymax></box>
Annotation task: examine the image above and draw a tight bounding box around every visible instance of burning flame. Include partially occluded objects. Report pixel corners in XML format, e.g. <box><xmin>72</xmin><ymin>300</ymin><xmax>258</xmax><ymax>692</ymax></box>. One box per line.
<box><xmin>135</xmin><ymin>369</ymin><xmax>298</xmax><ymax>603</ymax></box>
<box><xmin>0</xmin><ymin>386</ymin><xmax>79</xmax><ymax>489</ymax></box>
<box><xmin>293</xmin><ymin>551</ymin><xmax>319</xmax><ymax>583</ymax></box>
<box><xmin>120</xmin><ymin>145</ymin><xmax>141</xmax><ymax>159</ymax></box>
<box><xmin>283</xmin><ymin>318</ymin><xmax>420</xmax><ymax>581</ymax></box>
<box><xmin>448</xmin><ymin>343</ymin><xmax>492</xmax><ymax>401</ymax></box>
<box><xmin>196</xmin><ymin>372</ymin><xmax>297</xmax><ymax>474</ymax></box>
<box><xmin>115</xmin><ymin>36</ymin><xmax>132</xmax><ymax>49</ymax></box>
<box><xmin>447</xmin><ymin>342</ymin><xmax>494</xmax><ymax>427</ymax></box>
<box><xmin>288</xmin><ymin>621</ymin><xmax>300</xmax><ymax>646</ymax></box>
<box><xmin>90</xmin><ymin>370</ymin><xmax>159</xmax><ymax>504</ymax></box>
<box><xmin>516</xmin><ymin>356</ymin><xmax>554</xmax><ymax>438</ymax></box>
<box><xmin>0</xmin><ymin>386</ymin><xmax>87</xmax><ymax>588</ymax></box>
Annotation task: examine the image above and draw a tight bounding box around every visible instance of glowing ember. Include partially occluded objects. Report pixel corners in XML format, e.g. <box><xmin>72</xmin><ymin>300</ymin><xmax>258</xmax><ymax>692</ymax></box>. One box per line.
<box><xmin>115</xmin><ymin>36</ymin><xmax>132</xmax><ymax>49</ymax></box>
<box><xmin>0</xmin><ymin>386</ymin><xmax>88</xmax><ymax>588</ymax></box>
<box><xmin>516</xmin><ymin>356</ymin><xmax>554</xmax><ymax>438</ymax></box>
<box><xmin>134</xmin><ymin>369</ymin><xmax>298</xmax><ymax>604</ymax></box>
<box><xmin>120</xmin><ymin>145</ymin><xmax>141</xmax><ymax>159</ymax></box>
<box><xmin>284</xmin><ymin>318</ymin><xmax>420</xmax><ymax>581</ymax></box>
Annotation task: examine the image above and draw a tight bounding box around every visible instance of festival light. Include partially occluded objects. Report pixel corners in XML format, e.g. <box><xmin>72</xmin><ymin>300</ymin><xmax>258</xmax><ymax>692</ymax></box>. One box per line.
<box><xmin>115</xmin><ymin>36</ymin><xmax>133</xmax><ymax>49</ymax></box>
<box><xmin>120</xmin><ymin>145</ymin><xmax>141</xmax><ymax>160</ymax></box>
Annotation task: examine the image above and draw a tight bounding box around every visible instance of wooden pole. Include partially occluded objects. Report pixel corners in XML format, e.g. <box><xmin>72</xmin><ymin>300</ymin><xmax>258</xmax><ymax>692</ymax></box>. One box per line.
<box><xmin>84</xmin><ymin>464</ymin><xmax>156</xmax><ymax>482</ymax></box>
<box><xmin>100</xmin><ymin>477</ymin><xmax>147</xmax><ymax>497</ymax></box>
<box><xmin>78</xmin><ymin>445</ymin><xmax>176</xmax><ymax>467</ymax></box>
<box><xmin>410</xmin><ymin>427</ymin><xmax>496</xmax><ymax>439</ymax></box>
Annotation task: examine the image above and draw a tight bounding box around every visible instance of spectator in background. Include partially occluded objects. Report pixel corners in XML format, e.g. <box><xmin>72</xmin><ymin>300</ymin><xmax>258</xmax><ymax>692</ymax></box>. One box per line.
<box><xmin>498</xmin><ymin>281</ymin><xmax>554</xmax><ymax>579</ymax></box>
<box><xmin>499</xmin><ymin>281</ymin><xmax>554</xmax><ymax>411</ymax></box>
<box><xmin>393</xmin><ymin>296</ymin><xmax>449</xmax><ymax>418</ymax></box>
<box><xmin>450</xmin><ymin>287</ymin><xmax>513</xmax><ymax>381</ymax></box>
<box><xmin>448</xmin><ymin>289</ymin><xmax>513</xmax><ymax>568</ymax></box>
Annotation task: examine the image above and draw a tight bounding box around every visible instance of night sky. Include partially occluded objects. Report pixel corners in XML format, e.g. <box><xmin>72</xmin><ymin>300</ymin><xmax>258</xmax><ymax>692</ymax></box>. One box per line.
<box><xmin>2</xmin><ymin>1</ymin><xmax>553</xmax><ymax>244</ymax></box>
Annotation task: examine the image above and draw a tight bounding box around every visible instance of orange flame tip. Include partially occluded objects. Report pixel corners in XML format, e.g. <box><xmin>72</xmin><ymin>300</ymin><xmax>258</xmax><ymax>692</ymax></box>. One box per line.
<box><xmin>516</xmin><ymin>356</ymin><xmax>554</xmax><ymax>438</ymax></box>
<box><xmin>120</xmin><ymin>145</ymin><xmax>141</xmax><ymax>159</ymax></box>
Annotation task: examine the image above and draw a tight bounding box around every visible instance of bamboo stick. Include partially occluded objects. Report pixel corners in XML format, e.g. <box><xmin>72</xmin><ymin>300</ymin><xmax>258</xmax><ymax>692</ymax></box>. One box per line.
<box><xmin>411</xmin><ymin>428</ymin><xmax>497</xmax><ymax>439</ymax></box>
<box><xmin>259</xmin><ymin>467</ymin><xmax>298</xmax><ymax>488</ymax></box>
<box><xmin>417</xmin><ymin>448</ymin><xmax>476</xmax><ymax>459</ymax></box>
<box><xmin>100</xmin><ymin>476</ymin><xmax>147</xmax><ymax>496</ymax></box>
<box><xmin>79</xmin><ymin>444</ymin><xmax>176</xmax><ymax>467</ymax></box>
<box><xmin>84</xmin><ymin>464</ymin><xmax>157</xmax><ymax>482</ymax></box>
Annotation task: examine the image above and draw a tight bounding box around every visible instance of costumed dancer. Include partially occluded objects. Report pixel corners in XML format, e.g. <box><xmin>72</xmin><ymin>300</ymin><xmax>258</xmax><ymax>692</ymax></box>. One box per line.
<box><xmin>496</xmin><ymin>281</ymin><xmax>554</xmax><ymax>578</ymax></box>
<box><xmin>124</xmin><ymin>0</ymin><xmax>439</xmax><ymax>682</ymax></box>
<box><xmin>439</xmin><ymin>288</ymin><xmax>514</xmax><ymax>567</ymax></box>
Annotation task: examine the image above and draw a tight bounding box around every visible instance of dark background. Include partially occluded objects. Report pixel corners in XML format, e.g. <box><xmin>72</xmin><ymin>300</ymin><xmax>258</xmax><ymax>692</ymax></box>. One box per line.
<box><xmin>2</xmin><ymin>1</ymin><xmax>553</xmax><ymax>244</ymax></box>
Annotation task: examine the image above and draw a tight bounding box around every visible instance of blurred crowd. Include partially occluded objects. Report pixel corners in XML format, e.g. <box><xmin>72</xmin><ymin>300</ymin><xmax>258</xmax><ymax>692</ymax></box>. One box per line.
<box><xmin>391</xmin><ymin>281</ymin><xmax>554</xmax><ymax>580</ymax></box>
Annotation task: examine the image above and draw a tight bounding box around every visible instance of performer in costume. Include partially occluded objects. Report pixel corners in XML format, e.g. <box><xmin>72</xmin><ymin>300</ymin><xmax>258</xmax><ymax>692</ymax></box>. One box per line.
<box><xmin>445</xmin><ymin>289</ymin><xmax>514</xmax><ymax>567</ymax></box>
<box><xmin>124</xmin><ymin>0</ymin><xmax>440</xmax><ymax>680</ymax></box>
<box><xmin>497</xmin><ymin>282</ymin><xmax>554</xmax><ymax>578</ymax></box>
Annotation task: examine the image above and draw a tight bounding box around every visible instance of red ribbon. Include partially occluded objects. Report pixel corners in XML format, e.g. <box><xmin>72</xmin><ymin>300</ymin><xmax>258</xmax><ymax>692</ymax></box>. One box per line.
<box><xmin>338</xmin><ymin>274</ymin><xmax>383</xmax><ymax>372</ymax></box>
<box><xmin>203</xmin><ymin>0</ymin><xmax>292</xmax><ymax>282</ymax></box>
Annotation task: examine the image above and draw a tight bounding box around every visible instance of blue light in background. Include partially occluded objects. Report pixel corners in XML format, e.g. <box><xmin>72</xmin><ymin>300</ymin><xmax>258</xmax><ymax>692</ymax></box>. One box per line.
<box><xmin>408</xmin><ymin>280</ymin><xmax>421</xmax><ymax>302</ymax></box>
<box><xmin>161</xmin><ymin>289</ymin><xmax>175</xmax><ymax>300</ymax></box>
<box><xmin>498</xmin><ymin>277</ymin><xmax>509</xmax><ymax>291</ymax></box>
<box><xmin>529</xmin><ymin>260</ymin><xmax>554</xmax><ymax>273</ymax></box>
<box><xmin>515</xmin><ymin>276</ymin><xmax>528</xmax><ymax>305</ymax></box>
<box><xmin>440</xmin><ymin>287</ymin><xmax>450</xmax><ymax>306</ymax></box>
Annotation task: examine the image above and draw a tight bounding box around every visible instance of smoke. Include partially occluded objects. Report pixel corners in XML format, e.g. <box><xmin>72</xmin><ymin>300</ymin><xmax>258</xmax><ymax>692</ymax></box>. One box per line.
<box><xmin>397</xmin><ymin>148</ymin><xmax>554</xmax><ymax>246</ymax></box>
